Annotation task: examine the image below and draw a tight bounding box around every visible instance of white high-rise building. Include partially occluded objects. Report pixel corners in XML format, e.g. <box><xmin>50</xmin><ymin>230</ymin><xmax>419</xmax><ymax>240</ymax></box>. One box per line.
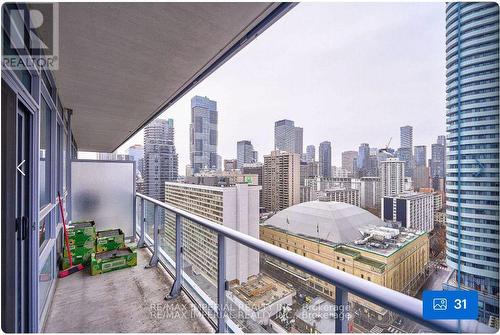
<box><xmin>164</xmin><ymin>182</ymin><xmax>260</xmax><ymax>284</ymax></box>
<box><xmin>382</xmin><ymin>192</ymin><xmax>434</xmax><ymax>232</ymax></box>
<box><xmin>380</xmin><ymin>158</ymin><xmax>405</xmax><ymax>197</ymax></box>
<box><xmin>323</xmin><ymin>188</ymin><xmax>360</xmax><ymax>207</ymax></box>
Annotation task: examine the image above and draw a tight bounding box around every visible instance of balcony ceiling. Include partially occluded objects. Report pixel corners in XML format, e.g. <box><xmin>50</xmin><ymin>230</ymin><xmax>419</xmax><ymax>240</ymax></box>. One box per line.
<box><xmin>51</xmin><ymin>3</ymin><xmax>289</xmax><ymax>152</ymax></box>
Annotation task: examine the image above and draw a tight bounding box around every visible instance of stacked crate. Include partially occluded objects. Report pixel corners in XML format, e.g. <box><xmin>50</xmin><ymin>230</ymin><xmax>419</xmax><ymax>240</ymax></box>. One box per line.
<box><xmin>91</xmin><ymin>229</ymin><xmax>137</xmax><ymax>275</ymax></box>
<box><xmin>62</xmin><ymin>221</ymin><xmax>96</xmax><ymax>270</ymax></box>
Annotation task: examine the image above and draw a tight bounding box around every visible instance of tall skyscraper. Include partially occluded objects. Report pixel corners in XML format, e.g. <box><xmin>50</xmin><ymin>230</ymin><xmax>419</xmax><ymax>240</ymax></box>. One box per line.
<box><xmin>414</xmin><ymin>145</ymin><xmax>427</xmax><ymax>167</ymax></box>
<box><xmin>143</xmin><ymin>118</ymin><xmax>178</xmax><ymax>201</ymax></box>
<box><xmin>295</xmin><ymin>127</ymin><xmax>304</xmax><ymax>155</ymax></box>
<box><xmin>445</xmin><ymin>2</ymin><xmax>499</xmax><ymax>322</ymax></box>
<box><xmin>380</xmin><ymin>158</ymin><xmax>405</xmax><ymax>197</ymax></box>
<box><xmin>263</xmin><ymin>150</ymin><xmax>300</xmax><ymax>212</ymax></box>
<box><xmin>400</xmin><ymin>125</ymin><xmax>413</xmax><ymax>149</ymax></box>
<box><xmin>342</xmin><ymin>150</ymin><xmax>358</xmax><ymax>175</ymax></box>
<box><xmin>306</xmin><ymin>145</ymin><xmax>316</xmax><ymax>163</ymax></box>
<box><xmin>399</xmin><ymin>125</ymin><xmax>414</xmax><ymax>178</ymax></box>
<box><xmin>237</xmin><ymin>140</ymin><xmax>256</xmax><ymax>168</ymax></box>
<box><xmin>274</xmin><ymin>119</ymin><xmax>303</xmax><ymax>154</ymax></box>
<box><xmin>190</xmin><ymin>96</ymin><xmax>218</xmax><ymax>174</ymax></box>
<box><xmin>319</xmin><ymin>141</ymin><xmax>332</xmax><ymax>178</ymax></box>
<box><xmin>430</xmin><ymin>141</ymin><xmax>446</xmax><ymax>179</ymax></box>
<box><xmin>357</xmin><ymin>143</ymin><xmax>370</xmax><ymax>177</ymax></box>
<box><xmin>413</xmin><ymin>145</ymin><xmax>429</xmax><ymax>190</ymax></box>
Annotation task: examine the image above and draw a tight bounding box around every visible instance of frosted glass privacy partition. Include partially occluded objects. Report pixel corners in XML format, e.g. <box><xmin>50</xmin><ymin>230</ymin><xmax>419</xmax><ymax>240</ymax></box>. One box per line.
<box><xmin>71</xmin><ymin>160</ymin><xmax>135</xmax><ymax>239</ymax></box>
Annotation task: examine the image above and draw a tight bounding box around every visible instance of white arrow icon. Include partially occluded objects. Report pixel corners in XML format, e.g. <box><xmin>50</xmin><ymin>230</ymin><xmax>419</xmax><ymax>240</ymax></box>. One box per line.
<box><xmin>17</xmin><ymin>160</ymin><xmax>26</xmax><ymax>176</ymax></box>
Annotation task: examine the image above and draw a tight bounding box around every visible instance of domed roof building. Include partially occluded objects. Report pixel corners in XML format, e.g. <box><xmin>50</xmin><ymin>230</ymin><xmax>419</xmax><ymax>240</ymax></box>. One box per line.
<box><xmin>262</xmin><ymin>201</ymin><xmax>385</xmax><ymax>244</ymax></box>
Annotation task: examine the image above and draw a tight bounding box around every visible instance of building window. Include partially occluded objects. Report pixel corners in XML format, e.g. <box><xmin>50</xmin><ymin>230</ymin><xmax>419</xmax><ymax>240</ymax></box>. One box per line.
<box><xmin>368</xmin><ymin>277</ymin><xmax>371</xmax><ymax>281</ymax></box>
<box><xmin>361</xmin><ymin>274</ymin><xmax>364</xmax><ymax>279</ymax></box>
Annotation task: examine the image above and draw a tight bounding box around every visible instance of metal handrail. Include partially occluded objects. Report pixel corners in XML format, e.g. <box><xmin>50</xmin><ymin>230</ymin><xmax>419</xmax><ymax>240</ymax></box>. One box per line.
<box><xmin>136</xmin><ymin>192</ymin><xmax>495</xmax><ymax>334</ymax></box>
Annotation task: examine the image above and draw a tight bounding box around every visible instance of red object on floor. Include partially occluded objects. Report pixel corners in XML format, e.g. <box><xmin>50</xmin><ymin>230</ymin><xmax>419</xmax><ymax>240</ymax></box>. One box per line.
<box><xmin>57</xmin><ymin>191</ymin><xmax>85</xmax><ymax>278</ymax></box>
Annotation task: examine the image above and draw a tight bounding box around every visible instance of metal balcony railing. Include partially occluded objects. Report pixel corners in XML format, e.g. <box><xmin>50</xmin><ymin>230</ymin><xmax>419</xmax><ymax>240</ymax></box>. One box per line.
<box><xmin>135</xmin><ymin>192</ymin><xmax>494</xmax><ymax>334</ymax></box>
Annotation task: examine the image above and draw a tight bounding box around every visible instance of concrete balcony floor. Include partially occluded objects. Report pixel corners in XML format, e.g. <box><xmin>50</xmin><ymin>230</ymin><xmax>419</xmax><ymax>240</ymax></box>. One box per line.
<box><xmin>43</xmin><ymin>248</ymin><xmax>213</xmax><ymax>333</ymax></box>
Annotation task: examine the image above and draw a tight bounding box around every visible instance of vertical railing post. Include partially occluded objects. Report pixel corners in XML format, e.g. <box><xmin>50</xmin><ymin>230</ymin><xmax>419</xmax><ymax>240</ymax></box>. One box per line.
<box><xmin>217</xmin><ymin>234</ymin><xmax>226</xmax><ymax>333</ymax></box>
<box><xmin>335</xmin><ymin>287</ymin><xmax>349</xmax><ymax>333</ymax></box>
<box><xmin>137</xmin><ymin>197</ymin><xmax>146</xmax><ymax>248</ymax></box>
<box><xmin>146</xmin><ymin>204</ymin><xmax>159</xmax><ymax>268</ymax></box>
<box><xmin>166</xmin><ymin>213</ymin><xmax>183</xmax><ymax>300</ymax></box>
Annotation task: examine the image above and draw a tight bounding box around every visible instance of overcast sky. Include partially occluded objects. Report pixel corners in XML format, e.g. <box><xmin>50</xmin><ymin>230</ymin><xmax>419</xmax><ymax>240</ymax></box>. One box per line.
<box><xmin>116</xmin><ymin>2</ymin><xmax>446</xmax><ymax>170</ymax></box>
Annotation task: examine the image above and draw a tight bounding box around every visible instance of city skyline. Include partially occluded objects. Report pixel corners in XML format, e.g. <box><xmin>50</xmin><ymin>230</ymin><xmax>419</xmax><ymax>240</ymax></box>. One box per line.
<box><xmin>114</xmin><ymin>2</ymin><xmax>446</xmax><ymax>169</ymax></box>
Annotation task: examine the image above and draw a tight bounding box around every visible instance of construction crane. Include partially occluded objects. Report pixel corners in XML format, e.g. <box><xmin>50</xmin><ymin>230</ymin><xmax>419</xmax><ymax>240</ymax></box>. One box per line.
<box><xmin>378</xmin><ymin>137</ymin><xmax>396</xmax><ymax>157</ymax></box>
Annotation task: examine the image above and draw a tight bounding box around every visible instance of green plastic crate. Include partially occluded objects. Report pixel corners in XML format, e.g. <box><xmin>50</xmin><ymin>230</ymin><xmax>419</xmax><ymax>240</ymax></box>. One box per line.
<box><xmin>62</xmin><ymin>243</ymin><xmax>95</xmax><ymax>269</ymax></box>
<box><xmin>61</xmin><ymin>253</ymin><xmax>89</xmax><ymax>270</ymax></box>
<box><xmin>67</xmin><ymin>221</ymin><xmax>96</xmax><ymax>246</ymax></box>
<box><xmin>90</xmin><ymin>247</ymin><xmax>137</xmax><ymax>276</ymax></box>
<box><xmin>96</xmin><ymin>229</ymin><xmax>125</xmax><ymax>252</ymax></box>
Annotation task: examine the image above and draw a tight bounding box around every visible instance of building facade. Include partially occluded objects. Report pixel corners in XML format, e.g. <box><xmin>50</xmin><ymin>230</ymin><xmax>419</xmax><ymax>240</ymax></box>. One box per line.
<box><xmin>318</xmin><ymin>141</ymin><xmax>332</xmax><ymax>178</ymax></box>
<box><xmin>430</xmin><ymin>141</ymin><xmax>446</xmax><ymax>178</ymax></box>
<box><xmin>274</xmin><ymin>119</ymin><xmax>302</xmax><ymax>154</ymax></box>
<box><xmin>341</xmin><ymin>150</ymin><xmax>358</xmax><ymax>176</ymax></box>
<box><xmin>263</xmin><ymin>150</ymin><xmax>300</xmax><ymax>212</ymax></box>
<box><xmin>445</xmin><ymin>2</ymin><xmax>499</xmax><ymax>322</ymax></box>
<box><xmin>323</xmin><ymin>188</ymin><xmax>360</xmax><ymax>207</ymax></box>
<box><xmin>190</xmin><ymin>95</ymin><xmax>218</xmax><ymax>173</ymax></box>
<box><xmin>357</xmin><ymin>143</ymin><xmax>370</xmax><ymax>177</ymax></box>
<box><xmin>380</xmin><ymin>158</ymin><xmax>405</xmax><ymax>197</ymax></box>
<box><xmin>242</xmin><ymin>162</ymin><xmax>264</xmax><ymax>207</ymax></box>
<box><xmin>143</xmin><ymin>118</ymin><xmax>178</xmax><ymax>201</ymax></box>
<box><xmin>414</xmin><ymin>165</ymin><xmax>430</xmax><ymax>191</ymax></box>
<box><xmin>224</xmin><ymin>159</ymin><xmax>238</xmax><ymax>171</ymax></box>
<box><xmin>360</xmin><ymin>176</ymin><xmax>381</xmax><ymax>210</ymax></box>
<box><xmin>400</xmin><ymin>125</ymin><xmax>413</xmax><ymax>149</ymax></box>
<box><xmin>164</xmin><ymin>182</ymin><xmax>260</xmax><ymax>284</ymax></box>
<box><xmin>295</xmin><ymin>127</ymin><xmax>304</xmax><ymax>155</ymax></box>
<box><xmin>237</xmin><ymin>140</ymin><xmax>256</xmax><ymax>168</ymax></box>
<box><xmin>414</xmin><ymin>145</ymin><xmax>427</xmax><ymax>167</ymax></box>
<box><xmin>306</xmin><ymin>145</ymin><xmax>316</xmax><ymax>163</ymax></box>
<box><xmin>382</xmin><ymin>192</ymin><xmax>435</xmax><ymax>232</ymax></box>
<box><xmin>331</xmin><ymin>166</ymin><xmax>350</xmax><ymax>178</ymax></box>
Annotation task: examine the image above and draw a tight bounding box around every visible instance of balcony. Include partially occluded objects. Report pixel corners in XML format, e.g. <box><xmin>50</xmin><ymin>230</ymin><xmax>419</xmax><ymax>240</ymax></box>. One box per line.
<box><xmin>43</xmin><ymin>248</ymin><xmax>212</xmax><ymax>333</ymax></box>
<box><xmin>41</xmin><ymin>187</ymin><xmax>495</xmax><ymax>333</ymax></box>
<box><xmin>2</xmin><ymin>3</ymin><xmax>498</xmax><ymax>333</ymax></box>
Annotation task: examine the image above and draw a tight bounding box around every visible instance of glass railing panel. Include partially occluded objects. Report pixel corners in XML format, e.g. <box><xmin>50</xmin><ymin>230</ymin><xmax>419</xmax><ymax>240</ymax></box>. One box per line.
<box><xmin>179</xmin><ymin>220</ymin><xmax>219</xmax><ymax>326</ymax></box>
<box><xmin>160</xmin><ymin>207</ymin><xmax>176</xmax><ymax>262</ymax></box>
<box><xmin>144</xmin><ymin>200</ymin><xmax>155</xmax><ymax>243</ymax></box>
